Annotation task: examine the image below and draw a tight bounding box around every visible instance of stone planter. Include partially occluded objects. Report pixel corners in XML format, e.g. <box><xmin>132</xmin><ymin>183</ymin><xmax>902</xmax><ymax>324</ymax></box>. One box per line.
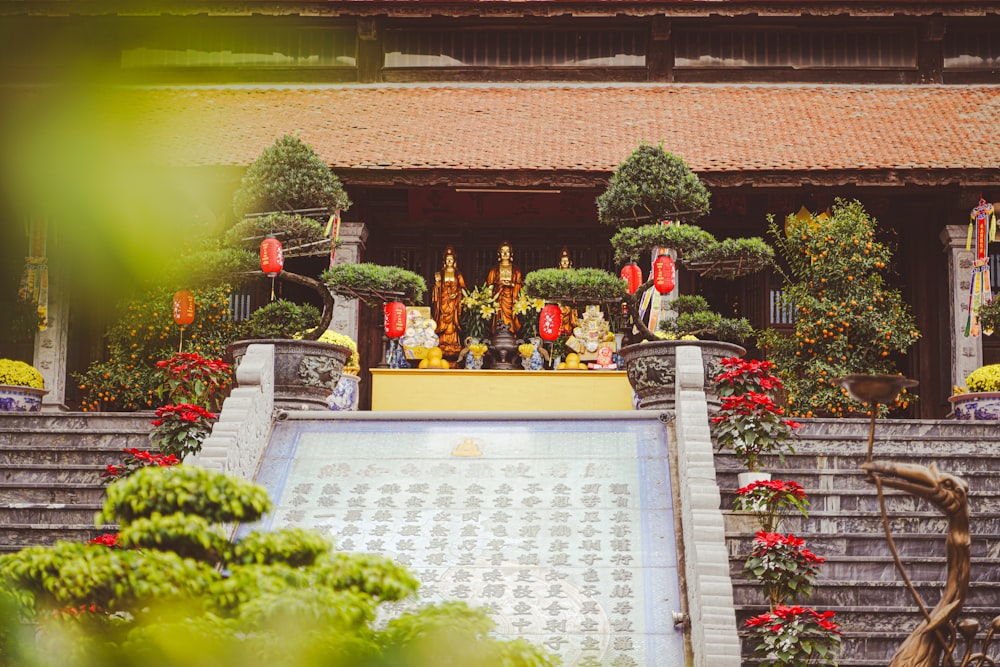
<box><xmin>0</xmin><ymin>384</ymin><xmax>47</xmax><ymax>412</ymax></box>
<box><xmin>948</xmin><ymin>391</ymin><xmax>1000</xmax><ymax>420</ymax></box>
<box><xmin>227</xmin><ymin>339</ymin><xmax>351</xmax><ymax>410</ymax></box>
<box><xmin>620</xmin><ymin>340</ymin><xmax>746</xmax><ymax>411</ymax></box>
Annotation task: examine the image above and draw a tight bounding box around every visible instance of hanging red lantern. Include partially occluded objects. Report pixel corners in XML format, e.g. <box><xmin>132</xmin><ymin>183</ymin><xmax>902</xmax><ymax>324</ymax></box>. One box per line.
<box><xmin>172</xmin><ymin>290</ymin><xmax>195</xmax><ymax>326</ymax></box>
<box><xmin>539</xmin><ymin>304</ymin><xmax>562</xmax><ymax>342</ymax></box>
<box><xmin>620</xmin><ymin>263</ymin><xmax>643</xmax><ymax>295</ymax></box>
<box><xmin>653</xmin><ymin>254</ymin><xmax>676</xmax><ymax>294</ymax></box>
<box><xmin>384</xmin><ymin>301</ymin><xmax>407</xmax><ymax>338</ymax></box>
<box><xmin>259</xmin><ymin>236</ymin><xmax>284</xmax><ymax>277</ymax></box>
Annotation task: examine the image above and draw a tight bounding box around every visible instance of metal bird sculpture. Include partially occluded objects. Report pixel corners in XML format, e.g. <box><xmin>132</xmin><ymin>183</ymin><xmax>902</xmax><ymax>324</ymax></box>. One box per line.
<box><xmin>862</xmin><ymin>461</ymin><xmax>971</xmax><ymax>667</ymax></box>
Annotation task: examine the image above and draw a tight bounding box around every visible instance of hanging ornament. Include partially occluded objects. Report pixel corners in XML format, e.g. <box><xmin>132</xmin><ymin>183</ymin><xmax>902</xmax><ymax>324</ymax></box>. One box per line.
<box><xmin>325</xmin><ymin>210</ymin><xmax>342</xmax><ymax>268</ymax></box>
<box><xmin>539</xmin><ymin>304</ymin><xmax>562</xmax><ymax>342</ymax></box>
<box><xmin>653</xmin><ymin>254</ymin><xmax>676</xmax><ymax>294</ymax></box>
<box><xmin>965</xmin><ymin>198</ymin><xmax>997</xmax><ymax>337</ymax></box>
<box><xmin>384</xmin><ymin>301</ymin><xmax>407</xmax><ymax>339</ymax></box>
<box><xmin>259</xmin><ymin>236</ymin><xmax>284</xmax><ymax>301</ymax></box>
<box><xmin>172</xmin><ymin>289</ymin><xmax>196</xmax><ymax>352</ymax></box>
<box><xmin>620</xmin><ymin>262</ymin><xmax>643</xmax><ymax>295</ymax></box>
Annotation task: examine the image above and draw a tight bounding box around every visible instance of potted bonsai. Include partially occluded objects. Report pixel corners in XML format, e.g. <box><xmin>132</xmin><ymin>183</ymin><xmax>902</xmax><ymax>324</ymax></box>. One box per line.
<box><xmin>0</xmin><ymin>358</ymin><xmax>47</xmax><ymax>412</ymax></box>
<box><xmin>523</xmin><ymin>142</ymin><xmax>772</xmax><ymax>409</ymax></box>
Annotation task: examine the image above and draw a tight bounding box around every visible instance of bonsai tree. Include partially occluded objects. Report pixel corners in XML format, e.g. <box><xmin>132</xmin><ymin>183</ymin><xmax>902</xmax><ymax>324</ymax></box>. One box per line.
<box><xmin>524</xmin><ymin>142</ymin><xmax>772</xmax><ymax>342</ymax></box>
<box><xmin>0</xmin><ymin>465</ymin><xmax>557</xmax><ymax>667</ymax></box>
<box><xmin>758</xmin><ymin>198</ymin><xmax>920</xmax><ymax>417</ymax></box>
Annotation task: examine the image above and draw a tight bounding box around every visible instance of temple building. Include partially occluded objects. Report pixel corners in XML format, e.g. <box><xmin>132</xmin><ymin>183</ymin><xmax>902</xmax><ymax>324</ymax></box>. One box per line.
<box><xmin>1</xmin><ymin>0</ymin><xmax>999</xmax><ymax>416</ymax></box>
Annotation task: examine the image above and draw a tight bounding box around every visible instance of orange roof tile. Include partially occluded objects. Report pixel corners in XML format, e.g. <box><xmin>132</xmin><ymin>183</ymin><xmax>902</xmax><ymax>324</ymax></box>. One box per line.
<box><xmin>45</xmin><ymin>84</ymin><xmax>1000</xmax><ymax>181</ymax></box>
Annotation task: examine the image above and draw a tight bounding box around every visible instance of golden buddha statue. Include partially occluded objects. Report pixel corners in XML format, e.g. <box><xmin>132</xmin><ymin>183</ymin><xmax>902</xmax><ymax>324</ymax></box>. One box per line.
<box><xmin>486</xmin><ymin>241</ymin><xmax>523</xmax><ymax>335</ymax></box>
<box><xmin>431</xmin><ymin>246</ymin><xmax>466</xmax><ymax>358</ymax></box>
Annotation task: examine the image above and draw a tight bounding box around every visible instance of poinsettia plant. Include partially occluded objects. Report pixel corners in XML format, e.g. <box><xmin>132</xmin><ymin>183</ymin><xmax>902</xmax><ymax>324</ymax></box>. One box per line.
<box><xmin>745</xmin><ymin>605</ymin><xmax>842</xmax><ymax>667</ymax></box>
<box><xmin>711</xmin><ymin>393</ymin><xmax>801</xmax><ymax>472</ymax></box>
<box><xmin>715</xmin><ymin>357</ymin><xmax>784</xmax><ymax>397</ymax></box>
<box><xmin>102</xmin><ymin>448</ymin><xmax>179</xmax><ymax>486</ymax></box>
<box><xmin>154</xmin><ymin>352</ymin><xmax>231</xmax><ymax>411</ymax></box>
<box><xmin>744</xmin><ymin>531</ymin><xmax>825</xmax><ymax>609</ymax></box>
<box><xmin>149</xmin><ymin>403</ymin><xmax>217</xmax><ymax>460</ymax></box>
<box><xmin>734</xmin><ymin>479</ymin><xmax>810</xmax><ymax>533</ymax></box>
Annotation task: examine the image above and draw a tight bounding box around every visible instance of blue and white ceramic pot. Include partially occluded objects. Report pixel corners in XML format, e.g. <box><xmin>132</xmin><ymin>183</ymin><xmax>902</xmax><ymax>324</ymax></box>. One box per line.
<box><xmin>948</xmin><ymin>391</ymin><xmax>1000</xmax><ymax>420</ymax></box>
<box><xmin>0</xmin><ymin>385</ymin><xmax>47</xmax><ymax>412</ymax></box>
<box><xmin>327</xmin><ymin>374</ymin><xmax>360</xmax><ymax>411</ymax></box>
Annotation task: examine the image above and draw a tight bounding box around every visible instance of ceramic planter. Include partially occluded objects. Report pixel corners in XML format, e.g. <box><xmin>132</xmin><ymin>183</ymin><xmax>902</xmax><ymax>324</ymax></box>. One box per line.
<box><xmin>327</xmin><ymin>373</ymin><xmax>361</xmax><ymax>411</ymax></box>
<box><xmin>228</xmin><ymin>339</ymin><xmax>351</xmax><ymax>410</ymax></box>
<box><xmin>948</xmin><ymin>391</ymin><xmax>1000</xmax><ymax>420</ymax></box>
<box><xmin>620</xmin><ymin>340</ymin><xmax>746</xmax><ymax>411</ymax></box>
<box><xmin>0</xmin><ymin>384</ymin><xmax>47</xmax><ymax>412</ymax></box>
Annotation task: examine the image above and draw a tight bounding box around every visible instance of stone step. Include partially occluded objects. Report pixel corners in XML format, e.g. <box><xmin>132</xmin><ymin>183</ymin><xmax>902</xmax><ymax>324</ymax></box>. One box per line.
<box><xmin>0</xmin><ymin>464</ymin><xmax>109</xmax><ymax>485</ymax></box>
<box><xmin>0</xmin><ymin>412</ymin><xmax>155</xmax><ymax>433</ymax></box>
<box><xmin>0</xmin><ymin>524</ymin><xmax>115</xmax><ymax>551</ymax></box>
<box><xmin>730</xmin><ymin>553</ymin><xmax>1000</xmax><ymax>583</ymax></box>
<box><xmin>0</xmin><ymin>482</ymin><xmax>107</xmax><ymax>504</ymax></box>
<box><xmin>0</xmin><ymin>438</ymin><xmax>152</xmax><ymax>463</ymax></box>
<box><xmin>733</xmin><ymin>578</ymin><xmax>1000</xmax><ymax>608</ymax></box>
<box><xmin>0</xmin><ymin>503</ymin><xmax>103</xmax><ymax>525</ymax></box>
<box><xmin>723</xmin><ymin>509</ymin><xmax>1000</xmax><ymax>535</ymax></box>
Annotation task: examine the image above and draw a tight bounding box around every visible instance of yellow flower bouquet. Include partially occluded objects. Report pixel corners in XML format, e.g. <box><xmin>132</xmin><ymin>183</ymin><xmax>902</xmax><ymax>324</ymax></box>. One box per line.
<box><xmin>0</xmin><ymin>359</ymin><xmax>44</xmax><ymax>389</ymax></box>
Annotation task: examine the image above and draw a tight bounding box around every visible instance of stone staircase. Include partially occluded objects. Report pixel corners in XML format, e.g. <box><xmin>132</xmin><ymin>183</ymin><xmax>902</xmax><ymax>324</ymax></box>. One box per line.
<box><xmin>0</xmin><ymin>412</ymin><xmax>154</xmax><ymax>551</ymax></box>
<box><xmin>717</xmin><ymin>418</ymin><xmax>1000</xmax><ymax>666</ymax></box>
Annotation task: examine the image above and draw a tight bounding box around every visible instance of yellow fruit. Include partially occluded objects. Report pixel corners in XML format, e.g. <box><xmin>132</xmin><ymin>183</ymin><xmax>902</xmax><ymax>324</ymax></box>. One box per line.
<box><xmin>557</xmin><ymin>362</ymin><xmax>566</xmax><ymax>370</ymax></box>
<box><xmin>428</xmin><ymin>347</ymin><xmax>444</xmax><ymax>360</ymax></box>
<box><xmin>565</xmin><ymin>353</ymin><xmax>580</xmax><ymax>364</ymax></box>
<box><xmin>418</xmin><ymin>359</ymin><xmax>428</xmax><ymax>369</ymax></box>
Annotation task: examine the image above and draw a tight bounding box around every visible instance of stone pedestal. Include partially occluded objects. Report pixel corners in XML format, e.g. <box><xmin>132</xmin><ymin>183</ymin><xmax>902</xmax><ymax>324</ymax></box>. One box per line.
<box><xmin>33</xmin><ymin>267</ymin><xmax>68</xmax><ymax>410</ymax></box>
<box><xmin>328</xmin><ymin>221</ymin><xmax>368</xmax><ymax>344</ymax></box>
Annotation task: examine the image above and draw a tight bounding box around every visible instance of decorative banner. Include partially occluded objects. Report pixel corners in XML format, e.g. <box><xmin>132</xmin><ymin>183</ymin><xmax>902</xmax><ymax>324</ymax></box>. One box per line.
<box><xmin>325</xmin><ymin>210</ymin><xmax>342</xmax><ymax>268</ymax></box>
<box><xmin>964</xmin><ymin>198</ymin><xmax>997</xmax><ymax>337</ymax></box>
<box><xmin>539</xmin><ymin>303</ymin><xmax>562</xmax><ymax>342</ymax></box>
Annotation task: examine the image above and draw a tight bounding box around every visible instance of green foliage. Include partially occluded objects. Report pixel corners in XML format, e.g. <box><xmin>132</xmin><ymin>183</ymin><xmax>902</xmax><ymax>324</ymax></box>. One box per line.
<box><xmin>0</xmin><ymin>465</ymin><xmax>557</xmax><ymax>667</ymax></box>
<box><xmin>323</xmin><ymin>263</ymin><xmax>427</xmax><ymax>307</ymax></box>
<box><xmin>229</xmin><ymin>528</ymin><xmax>331</xmax><ymax>568</ymax></box>
<box><xmin>610</xmin><ymin>222</ymin><xmax>716</xmax><ymax>266</ymax></box>
<box><xmin>759</xmin><ymin>199</ymin><xmax>920</xmax><ymax>417</ymax></box>
<box><xmin>98</xmin><ymin>466</ymin><xmax>273</xmax><ymax>526</ymax></box>
<box><xmin>74</xmin><ymin>285</ymin><xmax>240</xmax><ymax>412</ymax></box>
<box><xmin>522</xmin><ymin>268</ymin><xmax>627</xmax><ymax>304</ymax></box>
<box><xmin>657</xmin><ymin>295</ymin><xmax>753</xmax><ymax>344</ymax></box>
<box><xmin>242</xmin><ymin>299</ymin><xmax>321</xmax><ymax>339</ymax></box>
<box><xmin>166</xmin><ymin>247</ymin><xmax>258</xmax><ymax>289</ymax></box>
<box><xmin>0</xmin><ymin>293</ymin><xmax>41</xmax><ymax>346</ymax></box>
<box><xmin>977</xmin><ymin>299</ymin><xmax>1000</xmax><ymax>337</ymax></box>
<box><xmin>596</xmin><ymin>142</ymin><xmax>711</xmax><ymax>227</ymax></box>
<box><xmin>232</xmin><ymin>135</ymin><xmax>351</xmax><ymax>219</ymax></box>
<box><xmin>0</xmin><ymin>359</ymin><xmax>43</xmax><ymax>388</ymax></box>
<box><xmin>686</xmin><ymin>237</ymin><xmax>776</xmax><ymax>279</ymax></box>
<box><xmin>222</xmin><ymin>213</ymin><xmax>329</xmax><ymax>255</ymax></box>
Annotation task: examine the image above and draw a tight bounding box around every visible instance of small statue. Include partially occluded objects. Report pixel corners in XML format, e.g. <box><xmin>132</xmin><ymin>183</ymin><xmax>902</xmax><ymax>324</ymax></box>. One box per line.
<box><xmin>557</xmin><ymin>247</ymin><xmax>578</xmax><ymax>335</ymax></box>
<box><xmin>432</xmin><ymin>246</ymin><xmax>466</xmax><ymax>358</ymax></box>
<box><xmin>487</xmin><ymin>241</ymin><xmax>523</xmax><ymax>336</ymax></box>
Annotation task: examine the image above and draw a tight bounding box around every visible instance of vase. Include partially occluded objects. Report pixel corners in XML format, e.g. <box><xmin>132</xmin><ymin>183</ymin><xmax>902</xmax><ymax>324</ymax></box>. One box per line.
<box><xmin>620</xmin><ymin>340</ymin><xmax>746</xmax><ymax>411</ymax></box>
<box><xmin>228</xmin><ymin>339</ymin><xmax>351</xmax><ymax>410</ymax></box>
<box><xmin>948</xmin><ymin>392</ymin><xmax>1000</xmax><ymax>420</ymax></box>
<box><xmin>327</xmin><ymin>374</ymin><xmax>360</xmax><ymax>411</ymax></box>
<box><xmin>737</xmin><ymin>470</ymin><xmax>772</xmax><ymax>488</ymax></box>
<box><xmin>0</xmin><ymin>384</ymin><xmax>47</xmax><ymax>412</ymax></box>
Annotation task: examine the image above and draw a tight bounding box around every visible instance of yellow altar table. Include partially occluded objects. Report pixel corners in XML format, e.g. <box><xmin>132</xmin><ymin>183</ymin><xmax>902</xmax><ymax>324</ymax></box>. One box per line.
<box><xmin>370</xmin><ymin>368</ymin><xmax>634</xmax><ymax>412</ymax></box>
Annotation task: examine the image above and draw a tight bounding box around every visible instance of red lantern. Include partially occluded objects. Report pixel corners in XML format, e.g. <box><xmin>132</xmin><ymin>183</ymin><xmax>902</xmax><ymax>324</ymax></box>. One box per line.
<box><xmin>384</xmin><ymin>301</ymin><xmax>407</xmax><ymax>338</ymax></box>
<box><xmin>539</xmin><ymin>304</ymin><xmax>562</xmax><ymax>342</ymax></box>
<box><xmin>653</xmin><ymin>254</ymin><xmax>676</xmax><ymax>294</ymax></box>
<box><xmin>172</xmin><ymin>290</ymin><xmax>195</xmax><ymax>327</ymax></box>
<box><xmin>259</xmin><ymin>236</ymin><xmax>284</xmax><ymax>277</ymax></box>
<box><xmin>620</xmin><ymin>263</ymin><xmax>643</xmax><ymax>295</ymax></box>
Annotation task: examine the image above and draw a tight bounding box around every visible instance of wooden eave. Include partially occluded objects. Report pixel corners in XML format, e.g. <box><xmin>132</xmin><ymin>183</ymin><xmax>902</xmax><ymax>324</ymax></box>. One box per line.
<box><xmin>4</xmin><ymin>1</ymin><xmax>1000</xmax><ymax>18</ymax></box>
<box><xmin>337</xmin><ymin>167</ymin><xmax>1000</xmax><ymax>190</ymax></box>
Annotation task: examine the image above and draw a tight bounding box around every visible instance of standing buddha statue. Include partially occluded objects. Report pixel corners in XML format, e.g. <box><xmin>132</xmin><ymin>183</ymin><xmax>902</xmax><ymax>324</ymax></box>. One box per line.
<box><xmin>431</xmin><ymin>246</ymin><xmax>466</xmax><ymax>358</ymax></box>
<box><xmin>486</xmin><ymin>241</ymin><xmax>523</xmax><ymax>336</ymax></box>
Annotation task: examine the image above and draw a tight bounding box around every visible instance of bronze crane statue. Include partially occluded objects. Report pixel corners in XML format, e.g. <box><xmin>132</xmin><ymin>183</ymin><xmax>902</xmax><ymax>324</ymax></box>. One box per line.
<box><xmin>862</xmin><ymin>460</ymin><xmax>971</xmax><ymax>667</ymax></box>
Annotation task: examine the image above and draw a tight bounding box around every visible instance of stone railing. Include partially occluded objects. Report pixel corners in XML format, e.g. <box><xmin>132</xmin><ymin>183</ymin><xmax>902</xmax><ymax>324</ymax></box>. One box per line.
<box><xmin>673</xmin><ymin>344</ymin><xmax>742</xmax><ymax>667</ymax></box>
<box><xmin>194</xmin><ymin>343</ymin><xmax>274</xmax><ymax>480</ymax></box>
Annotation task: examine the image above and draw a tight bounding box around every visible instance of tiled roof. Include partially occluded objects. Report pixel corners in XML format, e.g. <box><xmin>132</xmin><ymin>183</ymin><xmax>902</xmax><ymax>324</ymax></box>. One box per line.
<box><xmin>66</xmin><ymin>84</ymin><xmax>1000</xmax><ymax>181</ymax></box>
